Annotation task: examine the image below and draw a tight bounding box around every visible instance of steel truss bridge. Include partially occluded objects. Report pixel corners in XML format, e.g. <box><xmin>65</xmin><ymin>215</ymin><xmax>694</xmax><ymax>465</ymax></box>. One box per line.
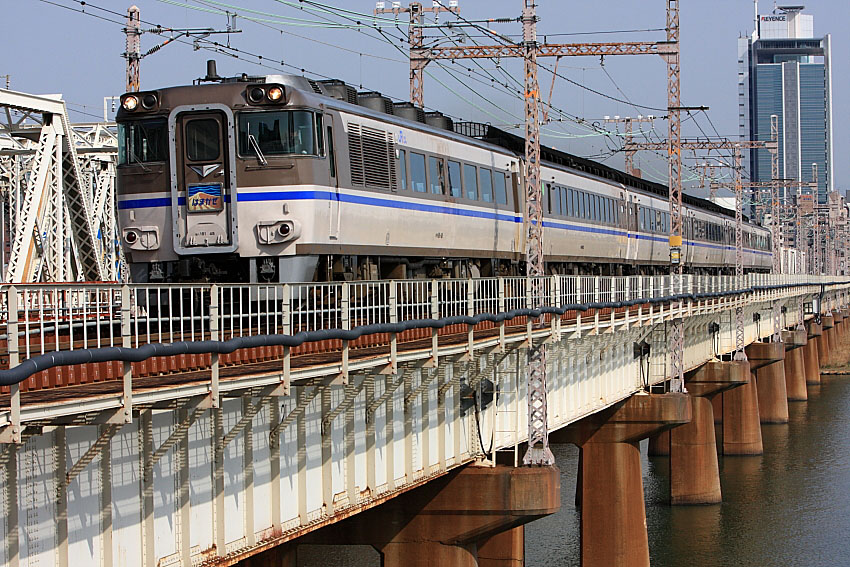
<box><xmin>0</xmin><ymin>273</ymin><xmax>847</xmax><ymax>567</ymax></box>
<box><xmin>0</xmin><ymin>89</ymin><xmax>120</xmax><ymax>284</ymax></box>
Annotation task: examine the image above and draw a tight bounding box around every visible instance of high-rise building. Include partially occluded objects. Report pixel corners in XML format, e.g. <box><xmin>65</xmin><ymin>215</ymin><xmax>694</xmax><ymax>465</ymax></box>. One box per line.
<box><xmin>738</xmin><ymin>4</ymin><xmax>833</xmax><ymax>206</ymax></box>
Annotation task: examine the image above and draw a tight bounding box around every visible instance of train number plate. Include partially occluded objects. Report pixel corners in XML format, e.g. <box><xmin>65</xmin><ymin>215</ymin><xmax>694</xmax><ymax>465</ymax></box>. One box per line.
<box><xmin>187</xmin><ymin>183</ymin><xmax>224</xmax><ymax>212</ymax></box>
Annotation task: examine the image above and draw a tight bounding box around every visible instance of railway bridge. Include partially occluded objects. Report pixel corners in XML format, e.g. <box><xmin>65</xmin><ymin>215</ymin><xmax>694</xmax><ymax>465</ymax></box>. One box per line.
<box><xmin>0</xmin><ymin>274</ymin><xmax>848</xmax><ymax>567</ymax></box>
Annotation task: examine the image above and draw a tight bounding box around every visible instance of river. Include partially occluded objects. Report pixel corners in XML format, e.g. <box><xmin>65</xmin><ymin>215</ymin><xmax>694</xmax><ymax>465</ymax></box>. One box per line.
<box><xmin>527</xmin><ymin>372</ymin><xmax>850</xmax><ymax>566</ymax></box>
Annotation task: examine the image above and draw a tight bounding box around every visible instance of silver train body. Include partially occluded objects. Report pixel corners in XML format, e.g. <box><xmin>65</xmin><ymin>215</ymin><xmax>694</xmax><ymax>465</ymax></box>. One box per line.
<box><xmin>116</xmin><ymin>72</ymin><xmax>771</xmax><ymax>282</ymax></box>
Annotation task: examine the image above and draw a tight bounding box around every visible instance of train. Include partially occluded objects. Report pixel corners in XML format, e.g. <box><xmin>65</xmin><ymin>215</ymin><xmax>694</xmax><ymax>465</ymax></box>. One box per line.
<box><xmin>115</xmin><ymin>62</ymin><xmax>772</xmax><ymax>283</ymax></box>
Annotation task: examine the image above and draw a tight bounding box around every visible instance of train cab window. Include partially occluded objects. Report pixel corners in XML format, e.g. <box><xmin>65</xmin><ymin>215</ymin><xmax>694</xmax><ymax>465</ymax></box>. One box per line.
<box><xmin>480</xmin><ymin>169</ymin><xmax>494</xmax><ymax>203</ymax></box>
<box><xmin>494</xmin><ymin>171</ymin><xmax>508</xmax><ymax>205</ymax></box>
<box><xmin>448</xmin><ymin>161</ymin><xmax>463</xmax><ymax>197</ymax></box>
<box><xmin>398</xmin><ymin>149</ymin><xmax>408</xmax><ymax>190</ymax></box>
<box><xmin>410</xmin><ymin>152</ymin><xmax>427</xmax><ymax>192</ymax></box>
<box><xmin>464</xmin><ymin>164</ymin><xmax>479</xmax><ymax>200</ymax></box>
<box><xmin>649</xmin><ymin>209</ymin><xmax>657</xmax><ymax>232</ymax></box>
<box><xmin>428</xmin><ymin>156</ymin><xmax>445</xmax><ymax>195</ymax></box>
<box><xmin>238</xmin><ymin>110</ymin><xmax>319</xmax><ymax>157</ymax></box>
<box><xmin>118</xmin><ymin>118</ymin><xmax>167</xmax><ymax>165</ymax></box>
<box><xmin>186</xmin><ymin>119</ymin><xmax>220</xmax><ymax>161</ymax></box>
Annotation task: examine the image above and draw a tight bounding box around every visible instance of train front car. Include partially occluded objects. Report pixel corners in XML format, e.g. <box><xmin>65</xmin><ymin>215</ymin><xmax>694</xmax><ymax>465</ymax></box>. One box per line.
<box><xmin>117</xmin><ymin>76</ymin><xmax>324</xmax><ymax>283</ymax></box>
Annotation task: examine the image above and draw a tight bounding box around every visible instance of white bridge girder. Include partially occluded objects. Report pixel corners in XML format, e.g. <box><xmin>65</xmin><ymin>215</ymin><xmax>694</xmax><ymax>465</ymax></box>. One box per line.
<box><xmin>0</xmin><ymin>89</ymin><xmax>119</xmax><ymax>283</ymax></box>
<box><xmin>0</xmin><ymin>277</ymin><xmax>845</xmax><ymax>567</ymax></box>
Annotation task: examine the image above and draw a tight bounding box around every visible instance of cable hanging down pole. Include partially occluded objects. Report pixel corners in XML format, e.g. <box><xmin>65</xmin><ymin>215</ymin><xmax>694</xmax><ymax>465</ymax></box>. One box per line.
<box><xmin>521</xmin><ymin>0</ymin><xmax>554</xmax><ymax>466</ymax></box>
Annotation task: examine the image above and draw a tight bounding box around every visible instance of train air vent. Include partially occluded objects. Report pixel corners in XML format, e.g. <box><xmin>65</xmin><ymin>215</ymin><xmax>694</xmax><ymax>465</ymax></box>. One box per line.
<box><xmin>425</xmin><ymin>111</ymin><xmax>454</xmax><ymax>131</ymax></box>
<box><xmin>318</xmin><ymin>79</ymin><xmax>358</xmax><ymax>104</ymax></box>
<box><xmin>357</xmin><ymin>91</ymin><xmax>394</xmax><ymax>115</ymax></box>
<box><xmin>347</xmin><ymin>123</ymin><xmax>397</xmax><ymax>190</ymax></box>
<box><xmin>393</xmin><ymin>102</ymin><xmax>426</xmax><ymax>123</ymax></box>
<box><xmin>306</xmin><ymin>79</ymin><xmax>323</xmax><ymax>94</ymax></box>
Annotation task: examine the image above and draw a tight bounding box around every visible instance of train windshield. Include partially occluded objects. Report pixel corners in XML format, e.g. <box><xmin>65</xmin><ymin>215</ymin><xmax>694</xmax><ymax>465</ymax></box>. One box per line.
<box><xmin>238</xmin><ymin>110</ymin><xmax>319</xmax><ymax>157</ymax></box>
<box><xmin>117</xmin><ymin>119</ymin><xmax>167</xmax><ymax>165</ymax></box>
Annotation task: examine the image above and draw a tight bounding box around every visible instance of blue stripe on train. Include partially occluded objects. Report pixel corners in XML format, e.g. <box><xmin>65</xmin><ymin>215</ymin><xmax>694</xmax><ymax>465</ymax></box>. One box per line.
<box><xmin>118</xmin><ymin>190</ymin><xmax>772</xmax><ymax>257</ymax></box>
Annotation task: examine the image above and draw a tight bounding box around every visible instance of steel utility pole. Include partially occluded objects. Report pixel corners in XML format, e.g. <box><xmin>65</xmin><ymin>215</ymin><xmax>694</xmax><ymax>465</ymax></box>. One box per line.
<box><xmin>733</xmin><ymin>146</ymin><xmax>746</xmax><ymax>359</ymax></box>
<box><xmin>122</xmin><ymin>6</ymin><xmax>239</xmax><ymax>93</ymax></box>
<box><xmin>813</xmin><ymin>163</ymin><xmax>821</xmax><ymax>275</ymax></box>
<box><xmin>628</xmin><ymin>137</ymin><xmax>776</xmax><ymax>361</ymax></box>
<box><xmin>519</xmin><ymin>0</ymin><xmax>553</xmax><ymax>466</ymax></box>
<box><xmin>374</xmin><ymin>1</ymin><xmax>460</xmax><ymax>108</ymax></box>
<box><xmin>125</xmin><ymin>6</ymin><xmax>141</xmax><ymax>92</ymax></box>
<box><xmin>770</xmin><ymin>115</ymin><xmax>781</xmax><ymax>342</ymax></box>
<box><xmin>404</xmin><ymin>2</ymin><xmax>684</xmax><ymax>396</ymax></box>
<box><xmin>603</xmin><ymin>115</ymin><xmax>656</xmax><ymax>177</ymax></box>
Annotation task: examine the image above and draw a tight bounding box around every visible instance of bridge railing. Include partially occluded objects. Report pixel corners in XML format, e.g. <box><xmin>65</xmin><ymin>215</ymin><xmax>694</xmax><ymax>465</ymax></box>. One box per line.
<box><xmin>0</xmin><ymin>274</ymin><xmax>841</xmax><ymax>392</ymax></box>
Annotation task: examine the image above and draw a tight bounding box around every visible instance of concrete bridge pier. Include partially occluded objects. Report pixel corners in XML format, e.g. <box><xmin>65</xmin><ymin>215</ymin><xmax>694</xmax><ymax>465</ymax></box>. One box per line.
<box><xmin>280</xmin><ymin>465</ymin><xmax>560</xmax><ymax>567</ymax></box>
<box><xmin>819</xmin><ymin>314</ymin><xmax>834</xmax><ymax>367</ymax></box>
<box><xmin>838</xmin><ymin>309</ymin><xmax>850</xmax><ymax>365</ymax></box>
<box><xmin>755</xmin><ymin>336</ymin><xmax>793</xmax><ymax>424</ymax></box>
<box><xmin>804</xmin><ymin>321</ymin><xmax>823</xmax><ymax>385</ymax></box>
<box><xmin>551</xmin><ymin>393</ymin><xmax>692</xmax><ymax>567</ymax></box>
<box><xmin>669</xmin><ymin>360</ymin><xmax>750</xmax><ymax>505</ymax></box>
<box><xmin>715</xmin><ymin>341</ymin><xmax>782</xmax><ymax>454</ymax></box>
<box><xmin>783</xmin><ymin>328</ymin><xmax>809</xmax><ymax>402</ymax></box>
<box><xmin>831</xmin><ymin>311</ymin><xmax>847</xmax><ymax>366</ymax></box>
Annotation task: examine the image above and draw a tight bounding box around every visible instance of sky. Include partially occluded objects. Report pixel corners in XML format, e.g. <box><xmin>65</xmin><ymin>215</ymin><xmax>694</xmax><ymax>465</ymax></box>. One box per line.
<box><xmin>4</xmin><ymin>0</ymin><xmax>848</xmax><ymax>197</ymax></box>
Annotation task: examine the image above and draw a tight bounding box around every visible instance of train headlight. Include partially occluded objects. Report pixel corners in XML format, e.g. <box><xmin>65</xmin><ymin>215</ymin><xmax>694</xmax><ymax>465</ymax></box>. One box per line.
<box><xmin>267</xmin><ymin>86</ymin><xmax>283</xmax><ymax>102</ymax></box>
<box><xmin>122</xmin><ymin>227</ymin><xmax>160</xmax><ymax>250</ymax></box>
<box><xmin>248</xmin><ymin>87</ymin><xmax>265</xmax><ymax>104</ymax></box>
<box><xmin>141</xmin><ymin>93</ymin><xmax>158</xmax><ymax>109</ymax></box>
<box><xmin>122</xmin><ymin>95</ymin><xmax>139</xmax><ymax>111</ymax></box>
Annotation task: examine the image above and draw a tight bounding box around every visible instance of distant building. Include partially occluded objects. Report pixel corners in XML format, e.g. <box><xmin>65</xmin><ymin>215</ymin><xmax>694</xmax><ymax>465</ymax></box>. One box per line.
<box><xmin>738</xmin><ymin>4</ymin><xmax>833</xmax><ymax>210</ymax></box>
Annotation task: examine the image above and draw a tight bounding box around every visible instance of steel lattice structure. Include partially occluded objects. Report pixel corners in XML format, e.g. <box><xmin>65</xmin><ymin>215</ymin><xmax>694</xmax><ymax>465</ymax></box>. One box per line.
<box><xmin>394</xmin><ymin>0</ymin><xmax>684</xmax><ymax>460</ymax></box>
<box><xmin>0</xmin><ymin>89</ymin><xmax>120</xmax><ymax>283</ymax></box>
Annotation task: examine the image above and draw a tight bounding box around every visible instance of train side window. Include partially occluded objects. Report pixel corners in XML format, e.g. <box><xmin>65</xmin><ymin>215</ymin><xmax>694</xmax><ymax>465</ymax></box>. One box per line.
<box><xmin>327</xmin><ymin>126</ymin><xmax>336</xmax><ymax>178</ymax></box>
<box><xmin>560</xmin><ymin>186</ymin><xmax>568</xmax><ymax>216</ymax></box>
<box><xmin>428</xmin><ymin>156</ymin><xmax>445</xmax><ymax>195</ymax></box>
<box><xmin>594</xmin><ymin>196</ymin><xmax>601</xmax><ymax>221</ymax></box>
<box><xmin>397</xmin><ymin>149</ymin><xmax>407</xmax><ymax>190</ymax></box>
<box><xmin>480</xmin><ymin>169</ymin><xmax>494</xmax><ymax>203</ymax></box>
<box><xmin>567</xmin><ymin>189</ymin><xmax>574</xmax><ymax>216</ymax></box>
<box><xmin>410</xmin><ymin>152</ymin><xmax>427</xmax><ymax>193</ymax></box>
<box><xmin>464</xmin><ymin>164</ymin><xmax>479</xmax><ymax>200</ymax></box>
<box><xmin>448</xmin><ymin>161</ymin><xmax>463</xmax><ymax>197</ymax></box>
<box><xmin>494</xmin><ymin>171</ymin><xmax>508</xmax><ymax>205</ymax></box>
<box><xmin>185</xmin><ymin>118</ymin><xmax>220</xmax><ymax>161</ymax></box>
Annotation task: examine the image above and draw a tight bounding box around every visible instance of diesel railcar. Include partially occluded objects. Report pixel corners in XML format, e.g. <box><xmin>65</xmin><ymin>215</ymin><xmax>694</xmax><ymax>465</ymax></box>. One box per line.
<box><xmin>115</xmin><ymin>65</ymin><xmax>771</xmax><ymax>283</ymax></box>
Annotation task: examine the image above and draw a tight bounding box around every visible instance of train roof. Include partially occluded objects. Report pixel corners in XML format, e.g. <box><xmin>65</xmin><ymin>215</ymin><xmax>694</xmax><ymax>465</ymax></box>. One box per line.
<box><xmin>453</xmin><ymin>122</ymin><xmax>750</xmax><ymax>224</ymax></box>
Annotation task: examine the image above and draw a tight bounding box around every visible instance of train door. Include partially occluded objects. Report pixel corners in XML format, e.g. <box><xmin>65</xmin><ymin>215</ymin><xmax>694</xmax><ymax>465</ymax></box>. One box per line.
<box><xmin>327</xmin><ymin>115</ymin><xmax>340</xmax><ymax>240</ymax></box>
<box><xmin>170</xmin><ymin>106</ymin><xmax>238</xmax><ymax>255</ymax></box>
